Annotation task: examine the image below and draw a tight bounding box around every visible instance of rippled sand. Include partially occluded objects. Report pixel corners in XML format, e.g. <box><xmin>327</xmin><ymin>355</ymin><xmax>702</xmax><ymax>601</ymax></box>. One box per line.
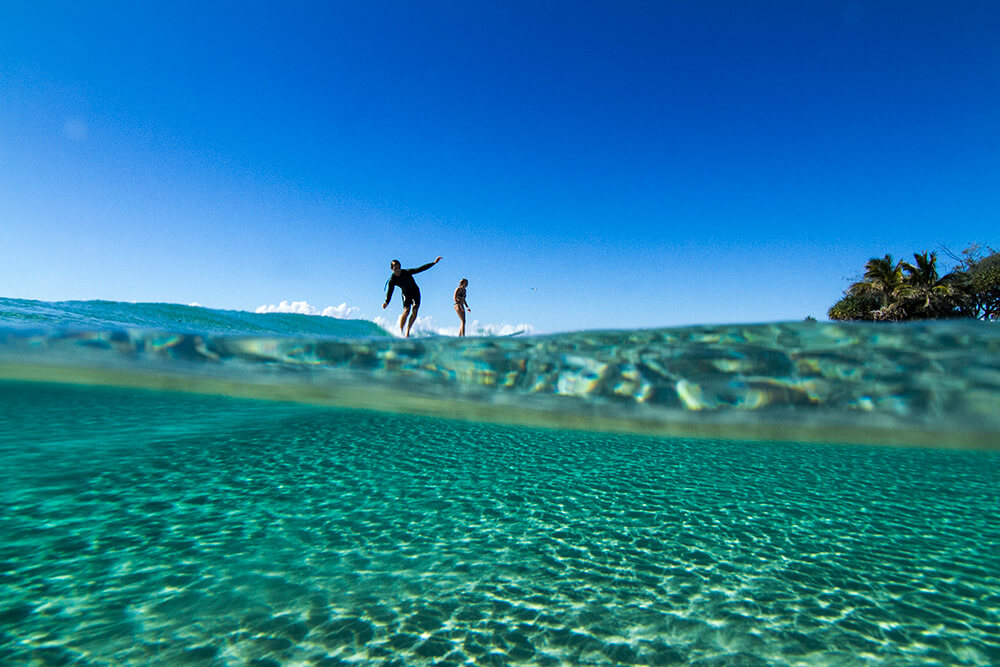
<box><xmin>2</xmin><ymin>381</ymin><xmax>998</xmax><ymax>665</ymax></box>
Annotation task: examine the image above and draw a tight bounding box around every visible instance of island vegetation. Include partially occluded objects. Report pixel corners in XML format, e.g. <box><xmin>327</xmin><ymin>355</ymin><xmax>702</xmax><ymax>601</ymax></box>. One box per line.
<box><xmin>828</xmin><ymin>244</ymin><xmax>1000</xmax><ymax>322</ymax></box>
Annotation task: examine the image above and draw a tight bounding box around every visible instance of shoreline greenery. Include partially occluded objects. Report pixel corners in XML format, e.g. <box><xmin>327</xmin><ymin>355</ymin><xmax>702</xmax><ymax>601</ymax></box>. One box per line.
<box><xmin>828</xmin><ymin>244</ymin><xmax>1000</xmax><ymax>322</ymax></box>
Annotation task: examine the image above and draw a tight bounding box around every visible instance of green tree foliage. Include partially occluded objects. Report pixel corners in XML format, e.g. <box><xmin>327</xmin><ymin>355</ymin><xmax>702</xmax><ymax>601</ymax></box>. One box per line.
<box><xmin>845</xmin><ymin>254</ymin><xmax>905</xmax><ymax>321</ymax></box>
<box><xmin>829</xmin><ymin>245</ymin><xmax>999</xmax><ymax>321</ymax></box>
<box><xmin>959</xmin><ymin>245</ymin><xmax>1000</xmax><ymax>320</ymax></box>
<box><xmin>897</xmin><ymin>252</ymin><xmax>965</xmax><ymax>320</ymax></box>
<box><xmin>828</xmin><ymin>291</ymin><xmax>885</xmax><ymax>321</ymax></box>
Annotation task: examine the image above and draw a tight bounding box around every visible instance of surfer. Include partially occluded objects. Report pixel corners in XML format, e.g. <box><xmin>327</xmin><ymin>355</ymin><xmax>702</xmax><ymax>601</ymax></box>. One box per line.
<box><xmin>383</xmin><ymin>256</ymin><xmax>442</xmax><ymax>337</ymax></box>
<box><xmin>454</xmin><ymin>278</ymin><xmax>471</xmax><ymax>336</ymax></box>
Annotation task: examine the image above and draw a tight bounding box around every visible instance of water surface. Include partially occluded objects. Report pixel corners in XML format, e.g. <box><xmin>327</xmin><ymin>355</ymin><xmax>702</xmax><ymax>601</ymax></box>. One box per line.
<box><xmin>1</xmin><ymin>298</ymin><xmax>998</xmax><ymax>665</ymax></box>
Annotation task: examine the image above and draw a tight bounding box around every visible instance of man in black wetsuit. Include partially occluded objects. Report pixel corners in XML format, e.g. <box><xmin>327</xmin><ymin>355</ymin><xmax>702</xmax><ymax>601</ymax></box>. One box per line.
<box><xmin>382</xmin><ymin>256</ymin><xmax>442</xmax><ymax>337</ymax></box>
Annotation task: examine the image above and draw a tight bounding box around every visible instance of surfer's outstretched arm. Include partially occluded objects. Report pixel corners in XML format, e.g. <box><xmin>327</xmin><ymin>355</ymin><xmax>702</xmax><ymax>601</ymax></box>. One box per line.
<box><xmin>410</xmin><ymin>257</ymin><xmax>442</xmax><ymax>274</ymax></box>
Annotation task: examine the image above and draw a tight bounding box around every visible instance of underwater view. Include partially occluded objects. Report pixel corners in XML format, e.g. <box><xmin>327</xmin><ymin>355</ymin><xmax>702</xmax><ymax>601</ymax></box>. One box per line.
<box><xmin>1</xmin><ymin>298</ymin><xmax>999</xmax><ymax>665</ymax></box>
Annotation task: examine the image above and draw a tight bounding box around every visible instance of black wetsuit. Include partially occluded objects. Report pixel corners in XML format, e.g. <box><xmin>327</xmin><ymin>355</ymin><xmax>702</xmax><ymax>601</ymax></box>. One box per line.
<box><xmin>385</xmin><ymin>262</ymin><xmax>436</xmax><ymax>309</ymax></box>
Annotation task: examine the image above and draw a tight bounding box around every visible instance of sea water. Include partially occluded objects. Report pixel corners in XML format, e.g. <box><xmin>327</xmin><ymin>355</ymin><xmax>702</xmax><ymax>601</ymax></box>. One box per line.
<box><xmin>1</xmin><ymin>298</ymin><xmax>998</xmax><ymax>665</ymax></box>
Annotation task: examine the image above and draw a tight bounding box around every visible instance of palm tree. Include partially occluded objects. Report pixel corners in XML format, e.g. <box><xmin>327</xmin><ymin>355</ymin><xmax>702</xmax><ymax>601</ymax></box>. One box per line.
<box><xmin>898</xmin><ymin>252</ymin><xmax>963</xmax><ymax>319</ymax></box>
<box><xmin>901</xmin><ymin>251</ymin><xmax>939</xmax><ymax>286</ymax></box>
<box><xmin>830</xmin><ymin>244</ymin><xmax>998</xmax><ymax>322</ymax></box>
<box><xmin>848</xmin><ymin>254</ymin><xmax>905</xmax><ymax>320</ymax></box>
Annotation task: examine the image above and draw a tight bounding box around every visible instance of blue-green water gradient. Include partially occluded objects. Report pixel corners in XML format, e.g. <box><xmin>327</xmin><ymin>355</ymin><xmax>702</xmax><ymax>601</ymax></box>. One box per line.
<box><xmin>2</xmin><ymin>381</ymin><xmax>997</xmax><ymax>665</ymax></box>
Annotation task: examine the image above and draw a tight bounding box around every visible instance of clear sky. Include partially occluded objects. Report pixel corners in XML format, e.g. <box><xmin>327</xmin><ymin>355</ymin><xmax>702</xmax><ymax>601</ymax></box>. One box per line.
<box><xmin>2</xmin><ymin>1</ymin><xmax>997</xmax><ymax>335</ymax></box>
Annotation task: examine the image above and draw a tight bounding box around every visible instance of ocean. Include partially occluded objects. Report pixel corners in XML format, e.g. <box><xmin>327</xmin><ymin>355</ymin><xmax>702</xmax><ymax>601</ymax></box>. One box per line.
<box><xmin>1</xmin><ymin>297</ymin><xmax>997</xmax><ymax>665</ymax></box>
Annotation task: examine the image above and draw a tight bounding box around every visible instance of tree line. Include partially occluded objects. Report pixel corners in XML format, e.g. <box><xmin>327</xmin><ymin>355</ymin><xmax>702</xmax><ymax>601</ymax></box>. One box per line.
<box><xmin>828</xmin><ymin>244</ymin><xmax>1000</xmax><ymax>322</ymax></box>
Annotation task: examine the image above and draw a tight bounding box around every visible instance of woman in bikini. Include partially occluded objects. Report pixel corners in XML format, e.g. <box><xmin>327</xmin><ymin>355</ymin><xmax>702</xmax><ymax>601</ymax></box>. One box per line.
<box><xmin>453</xmin><ymin>278</ymin><xmax>471</xmax><ymax>336</ymax></box>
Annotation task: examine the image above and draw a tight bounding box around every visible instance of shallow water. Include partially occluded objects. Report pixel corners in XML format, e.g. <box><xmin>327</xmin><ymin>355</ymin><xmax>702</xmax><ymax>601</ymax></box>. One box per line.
<box><xmin>3</xmin><ymin>310</ymin><xmax>1000</xmax><ymax>449</ymax></box>
<box><xmin>2</xmin><ymin>298</ymin><xmax>999</xmax><ymax>664</ymax></box>
<box><xmin>2</xmin><ymin>381</ymin><xmax>998</xmax><ymax>666</ymax></box>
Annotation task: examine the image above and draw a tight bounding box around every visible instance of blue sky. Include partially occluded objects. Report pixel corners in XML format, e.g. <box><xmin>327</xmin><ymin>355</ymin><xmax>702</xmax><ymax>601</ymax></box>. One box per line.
<box><xmin>2</xmin><ymin>1</ymin><xmax>997</xmax><ymax>335</ymax></box>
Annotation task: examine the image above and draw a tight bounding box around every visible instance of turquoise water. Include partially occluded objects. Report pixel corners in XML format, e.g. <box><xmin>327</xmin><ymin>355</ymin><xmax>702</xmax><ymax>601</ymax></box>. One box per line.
<box><xmin>1</xmin><ymin>298</ymin><xmax>999</xmax><ymax>664</ymax></box>
<box><xmin>0</xmin><ymin>297</ymin><xmax>387</xmax><ymax>339</ymax></box>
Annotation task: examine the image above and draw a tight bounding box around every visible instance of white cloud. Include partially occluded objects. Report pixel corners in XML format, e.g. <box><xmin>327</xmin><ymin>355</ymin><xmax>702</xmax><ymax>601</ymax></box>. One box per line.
<box><xmin>256</xmin><ymin>300</ymin><xmax>360</xmax><ymax>319</ymax></box>
<box><xmin>319</xmin><ymin>303</ymin><xmax>362</xmax><ymax>318</ymax></box>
